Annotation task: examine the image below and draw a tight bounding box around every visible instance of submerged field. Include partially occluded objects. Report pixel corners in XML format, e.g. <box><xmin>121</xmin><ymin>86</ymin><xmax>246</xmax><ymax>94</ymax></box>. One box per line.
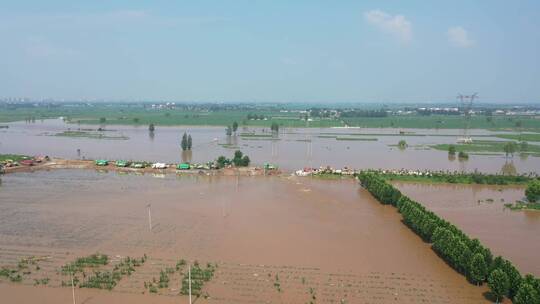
<box><xmin>3</xmin><ymin>119</ymin><xmax>540</xmax><ymax>174</ymax></box>
<box><xmin>0</xmin><ymin>170</ymin><xmax>489</xmax><ymax>303</ymax></box>
<box><xmin>393</xmin><ymin>182</ymin><xmax>540</xmax><ymax>276</ymax></box>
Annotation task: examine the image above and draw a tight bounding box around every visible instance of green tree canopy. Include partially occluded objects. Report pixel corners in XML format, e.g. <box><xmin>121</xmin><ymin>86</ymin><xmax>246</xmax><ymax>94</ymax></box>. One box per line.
<box><xmin>503</xmin><ymin>142</ymin><xmax>517</xmax><ymax>158</ymax></box>
<box><xmin>469</xmin><ymin>253</ymin><xmax>488</xmax><ymax>285</ymax></box>
<box><xmin>488</xmin><ymin>269</ymin><xmax>509</xmax><ymax>303</ymax></box>
<box><xmin>181</xmin><ymin>132</ymin><xmax>188</xmax><ymax>151</ymax></box>
<box><xmin>513</xmin><ymin>283</ymin><xmax>540</xmax><ymax>304</ymax></box>
<box><xmin>525</xmin><ymin>180</ymin><xmax>540</xmax><ymax>203</ymax></box>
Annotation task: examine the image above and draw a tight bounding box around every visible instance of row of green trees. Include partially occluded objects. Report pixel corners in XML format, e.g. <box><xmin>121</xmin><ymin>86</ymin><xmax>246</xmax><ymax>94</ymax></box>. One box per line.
<box><xmin>366</xmin><ymin>169</ymin><xmax>536</xmax><ymax>185</ymax></box>
<box><xmin>181</xmin><ymin>132</ymin><xmax>192</xmax><ymax>151</ymax></box>
<box><xmin>226</xmin><ymin>122</ymin><xmax>239</xmax><ymax>136</ymax></box>
<box><xmin>358</xmin><ymin>172</ymin><xmax>540</xmax><ymax>303</ymax></box>
<box><xmin>216</xmin><ymin>150</ymin><xmax>250</xmax><ymax>168</ymax></box>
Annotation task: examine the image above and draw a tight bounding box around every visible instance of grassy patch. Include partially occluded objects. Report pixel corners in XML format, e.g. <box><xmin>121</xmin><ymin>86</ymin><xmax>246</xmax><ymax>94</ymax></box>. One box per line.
<box><xmin>431</xmin><ymin>141</ymin><xmax>540</xmax><ymax>156</ymax></box>
<box><xmin>335</xmin><ymin>137</ymin><xmax>377</xmax><ymax>141</ymax></box>
<box><xmin>53</xmin><ymin>131</ymin><xmax>129</xmax><ymax>140</ymax></box>
<box><xmin>0</xmin><ymin>154</ymin><xmax>31</xmax><ymax>162</ymax></box>
<box><xmin>495</xmin><ymin>133</ymin><xmax>540</xmax><ymax>142</ymax></box>
<box><xmin>342</xmin><ymin>115</ymin><xmax>540</xmax><ymax>131</ymax></box>
<box><xmin>504</xmin><ymin>201</ymin><xmax>540</xmax><ymax>211</ymax></box>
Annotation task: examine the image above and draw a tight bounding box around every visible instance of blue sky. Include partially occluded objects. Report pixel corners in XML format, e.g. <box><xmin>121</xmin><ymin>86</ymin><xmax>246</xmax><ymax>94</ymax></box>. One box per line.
<box><xmin>1</xmin><ymin>1</ymin><xmax>539</xmax><ymax>103</ymax></box>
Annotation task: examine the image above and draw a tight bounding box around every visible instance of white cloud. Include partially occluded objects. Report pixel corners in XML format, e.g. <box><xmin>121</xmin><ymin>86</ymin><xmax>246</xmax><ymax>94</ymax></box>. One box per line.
<box><xmin>364</xmin><ymin>9</ymin><xmax>412</xmax><ymax>42</ymax></box>
<box><xmin>447</xmin><ymin>26</ymin><xmax>475</xmax><ymax>48</ymax></box>
<box><xmin>24</xmin><ymin>37</ymin><xmax>78</xmax><ymax>58</ymax></box>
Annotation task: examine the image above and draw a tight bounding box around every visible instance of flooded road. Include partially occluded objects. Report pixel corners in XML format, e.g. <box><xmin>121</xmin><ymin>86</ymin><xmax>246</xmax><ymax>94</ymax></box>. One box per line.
<box><xmin>394</xmin><ymin>182</ymin><xmax>540</xmax><ymax>276</ymax></box>
<box><xmin>1</xmin><ymin>119</ymin><xmax>539</xmax><ymax>173</ymax></box>
<box><xmin>0</xmin><ymin>170</ymin><xmax>488</xmax><ymax>303</ymax></box>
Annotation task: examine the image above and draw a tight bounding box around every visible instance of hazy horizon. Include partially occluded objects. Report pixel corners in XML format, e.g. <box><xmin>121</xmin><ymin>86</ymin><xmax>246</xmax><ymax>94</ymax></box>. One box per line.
<box><xmin>1</xmin><ymin>1</ymin><xmax>539</xmax><ymax>103</ymax></box>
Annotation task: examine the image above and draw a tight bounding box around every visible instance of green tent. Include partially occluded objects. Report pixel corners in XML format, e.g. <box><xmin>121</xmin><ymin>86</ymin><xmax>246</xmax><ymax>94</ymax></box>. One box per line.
<box><xmin>115</xmin><ymin>160</ymin><xmax>129</xmax><ymax>167</ymax></box>
<box><xmin>131</xmin><ymin>163</ymin><xmax>145</xmax><ymax>168</ymax></box>
<box><xmin>177</xmin><ymin>163</ymin><xmax>190</xmax><ymax>170</ymax></box>
<box><xmin>95</xmin><ymin>160</ymin><xmax>109</xmax><ymax>166</ymax></box>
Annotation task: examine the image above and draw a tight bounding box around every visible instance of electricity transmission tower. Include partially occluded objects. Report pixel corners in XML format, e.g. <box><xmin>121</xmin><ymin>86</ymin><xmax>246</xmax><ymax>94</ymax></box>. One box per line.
<box><xmin>456</xmin><ymin>93</ymin><xmax>478</xmax><ymax>143</ymax></box>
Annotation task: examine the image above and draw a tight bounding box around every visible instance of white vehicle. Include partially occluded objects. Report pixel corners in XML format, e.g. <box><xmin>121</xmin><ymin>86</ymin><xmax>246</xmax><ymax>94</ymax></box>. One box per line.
<box><xmin>457</xmin><ymin>137</ymin><xmax>473</xmax><ymax>144</ymax></box>
<box><xmin>151</xmin><ymin>163</ymin><xmax>168</xmax><ymax>169</ymax></box>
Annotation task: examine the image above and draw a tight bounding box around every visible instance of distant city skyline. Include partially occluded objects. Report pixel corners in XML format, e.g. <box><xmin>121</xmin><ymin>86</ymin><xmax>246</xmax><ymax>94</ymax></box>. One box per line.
<box><xmin>1</xmin><ymin>1</ymin><xmax>539</xmax><ymax>103</ymax></box>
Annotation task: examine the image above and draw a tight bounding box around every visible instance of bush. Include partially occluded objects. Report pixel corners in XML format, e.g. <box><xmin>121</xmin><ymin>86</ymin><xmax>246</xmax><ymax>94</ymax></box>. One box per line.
<box><xmin>525</xmin><ymin>180</ymin><xmax>540</xmax><ymax>202</ymax></box>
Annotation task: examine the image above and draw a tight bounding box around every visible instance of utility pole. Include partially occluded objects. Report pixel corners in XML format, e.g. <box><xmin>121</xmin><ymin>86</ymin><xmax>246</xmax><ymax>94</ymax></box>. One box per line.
<box><xmin>71</xmin><ymin>272</ymin><xmax>76</xmax><ymax>304</ymax></box>
<box><xmin>188</xmin><ymin>265</ymin><xmax>192</xmax><ymax>304</ymax></box>
<box><xmin>147</xmin><ymin>203</ymin><xmax>152</xmax><ymax>231</ymax></box>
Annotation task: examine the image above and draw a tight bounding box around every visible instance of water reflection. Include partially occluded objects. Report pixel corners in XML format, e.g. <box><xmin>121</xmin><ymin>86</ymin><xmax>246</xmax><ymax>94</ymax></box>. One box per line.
<box><xmin>501</xmin><ymin>161</ymin><xmax>517</xmax><ymax>175</ymax></box>
<box><xmin>181</xmin><ymin>150</ymin><xmax>192</xmax><ymax>163</ymax></box>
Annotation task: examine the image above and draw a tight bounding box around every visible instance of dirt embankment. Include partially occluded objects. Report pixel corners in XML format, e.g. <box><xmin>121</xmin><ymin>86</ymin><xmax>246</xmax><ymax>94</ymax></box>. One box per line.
<box><xmin>2</xmin><ymin>158</ymin><xmax>280</xmax><ymax>176</ymax></box>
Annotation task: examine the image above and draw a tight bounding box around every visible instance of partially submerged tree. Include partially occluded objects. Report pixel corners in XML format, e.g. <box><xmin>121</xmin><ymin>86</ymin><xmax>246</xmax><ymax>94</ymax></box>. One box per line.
<box><xmin>398</xmin><ymin>140</ymin><xmax>407</xmax><ymax>149</ymax></box>
<box><xmin>181</xmin><ymin>132</ymin><xmax>188</xmax><ymax>151</ymax></box>
<box><xmin>448</xmin><ymin>145</ymin><xmax>456</xmax><ymax>155</ymax></box>
<box><xmin>503</xmin><ymin>142</ymin><xmax>517</xmax><ymax>158</ymax></box>
<box><xmin>232</xmin><ymin>121</ymin><xmax>238</xmax><ymax>135</ymax></box>
<box><xmin>270</xmin><ymin>122</ymin><xmax>279</xmax><ymax>133</ymax></box>
<box><xmin>187</xmin><ymin>135</ymin><xmax>192</xmax><ymax>150</ymax></box>
<box><xmin>148</xmin><ymin>123</ymin><xmax>155</xmax><ymax>132</ymax></box>
<box><xmin>232</xmin><ymin>150</ymin><xmax>249</xmax><ymax>166</ymax></box>
<box><xmin>226</xmin><ymin>126</ymin><xmax>232</xmax><ymax>136</ymax></box>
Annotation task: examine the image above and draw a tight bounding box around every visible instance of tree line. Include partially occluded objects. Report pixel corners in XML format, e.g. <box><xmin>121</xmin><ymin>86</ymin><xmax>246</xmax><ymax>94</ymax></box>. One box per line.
<box><xmin>358</xmin><ymin>171</ymin><xmax>540</xmax><ymax>303</ymax></box>
<box><xmin>368</xmin><ymin>169</ymin><xmax>536</xmax><ymax>185</ymax></box>
<box><xmin>339</xmin><ymin>109</ymin><xmax>388</xmax><ymax>118</ymax></box>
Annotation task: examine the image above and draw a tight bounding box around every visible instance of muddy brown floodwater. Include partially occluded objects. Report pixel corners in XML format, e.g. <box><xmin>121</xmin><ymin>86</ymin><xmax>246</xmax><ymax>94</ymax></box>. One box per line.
<box><xmin>2</xmin><ymin>119</ymin><xmax>540</xmax><ymax>173</ymax></box>
<box><xmin>394</xmin><ymin>182</ymin><xmax>540</xmax><ymax>277</ymax></box>
<box><xmin>0</xmin><ymin>170</ymin><xmax>489</xmax><ymax>303</ymax></box>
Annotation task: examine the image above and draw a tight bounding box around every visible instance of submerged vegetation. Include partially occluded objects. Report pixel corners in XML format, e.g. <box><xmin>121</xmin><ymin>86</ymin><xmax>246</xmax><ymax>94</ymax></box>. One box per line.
<box><xmin>358</xmin><ymin>172</ymin><xmax>540</xmax><ymax>303</ymax></box>
<box><xmin>61</xmin><ymin>254</ymin><xmax>146</xmax><ymax>290</ymax></box>
<box><xmin>0</xmin><ymin>256</ymin><xmax>46</xmax><ymax>284</ymax></box>
<box><xmin>180</xmin><ymin>261</ymin><xmax>216</xmax><ymax>298</ymax></box>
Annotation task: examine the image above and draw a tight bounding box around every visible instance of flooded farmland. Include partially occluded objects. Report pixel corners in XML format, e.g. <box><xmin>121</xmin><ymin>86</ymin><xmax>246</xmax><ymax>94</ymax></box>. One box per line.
<box><xmin>1</xmin><ymin>119</ymin><xmax>539</xmax><ymax>173</ymax></box>
<box><xmin>394</xmin><ymin>182</ymin><xmax>540</xmax><ymax>276</ymax></box>
<box><xmin>0</xmin><ymin>170</ymin><xmax>488</xmax><ymax>303</ymax></box>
